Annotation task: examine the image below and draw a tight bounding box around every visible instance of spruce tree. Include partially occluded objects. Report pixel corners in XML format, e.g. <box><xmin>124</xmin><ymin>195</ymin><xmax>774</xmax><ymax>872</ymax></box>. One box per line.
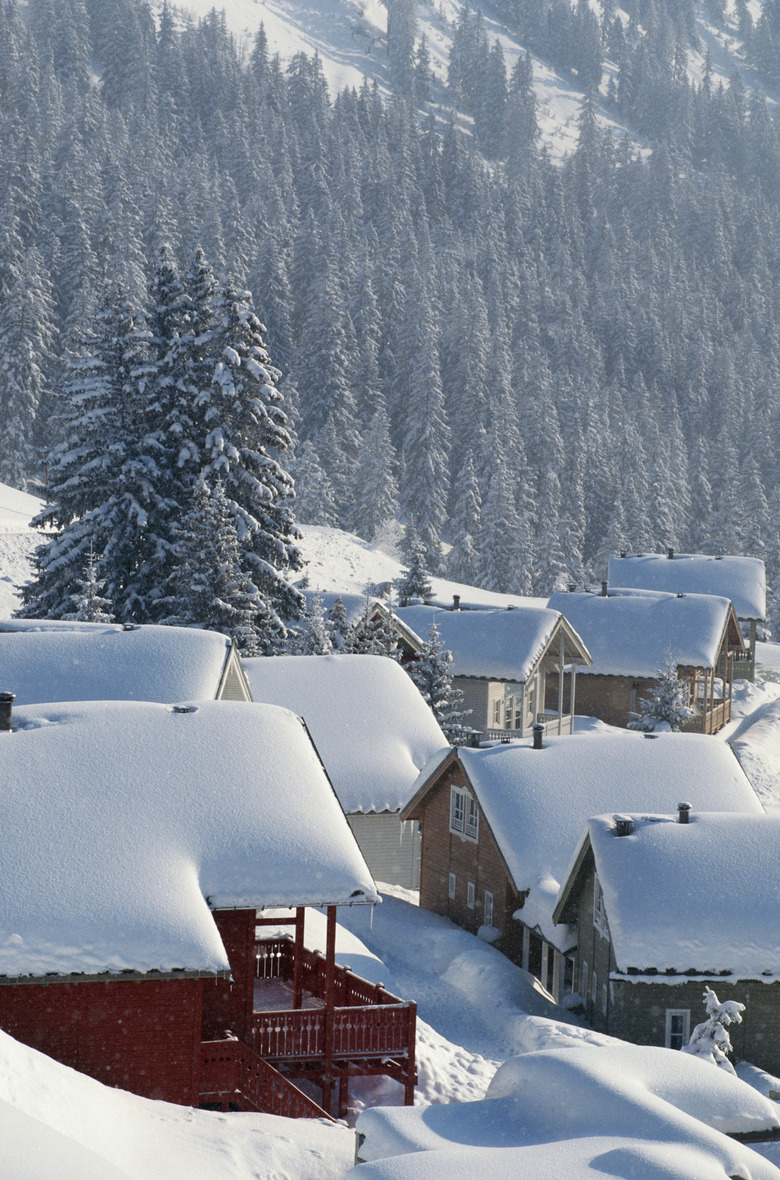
<box><xmin>395</xmin><ymin>527</ymin><xmax>434</xmax><ymax>605</ymax></box>
<box><xmin>407</xmin><ymin>618</ymin><xmax>471</xmax><ymax>744</ymax></box>
<box><xmin>64</xmin><ymin>543</ymin><xmax>114</xmax><ymax>622</ymax></box>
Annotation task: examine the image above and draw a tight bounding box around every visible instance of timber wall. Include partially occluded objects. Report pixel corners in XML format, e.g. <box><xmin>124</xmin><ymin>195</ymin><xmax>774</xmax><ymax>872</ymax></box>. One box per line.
<box><xmin>0</xmin><ymin>976</ymin><xmax>203</xmax><ymax>1104</ymax></box>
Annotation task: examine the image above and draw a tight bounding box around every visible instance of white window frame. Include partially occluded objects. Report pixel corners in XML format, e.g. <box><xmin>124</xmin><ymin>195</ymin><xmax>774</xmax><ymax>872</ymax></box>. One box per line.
<box><xmin>484</xmin><ymin>890</ymin><xmax>494</xmax><ymax>927</ymax></box>
<box><xmin>593</xmin><ymin>874</ymin><xmax>609</xmax><ymax>938</ymax></box>
<box><xmin>448</xmin><ymin>872</ymin><xmax>456</xmax><ymax>900</ymax></box>
<box><xmin>467</xmin><ymin>881</ymin><xmax>475</xmax><ymax>909</ymax></box>
<box><xmin>665</xmin><ymin>1009</ymin><xmax>690</xmax><ymax>1051</ymax></box>
<box><xmin>450</xmin><ymin>786</ymin><xmax>478</xmax><ymax>842</ymax></box>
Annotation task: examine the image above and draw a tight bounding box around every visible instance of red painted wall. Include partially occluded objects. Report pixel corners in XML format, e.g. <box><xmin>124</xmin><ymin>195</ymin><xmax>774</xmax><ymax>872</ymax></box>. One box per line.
<box><xmin>201</xmin><ymin>909</ymin><xmax>257</xmax><ymax>1042</ymax></box>
<box><xmin>0</xmin><ymin>976</ymin><xmax>203</xmax><ymax>1104</ymax></box>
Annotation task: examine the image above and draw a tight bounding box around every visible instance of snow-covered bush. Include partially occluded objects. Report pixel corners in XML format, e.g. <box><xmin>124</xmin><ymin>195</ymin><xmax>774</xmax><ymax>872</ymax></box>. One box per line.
<box><xmin>628</xmin><ymin>648</ymin><xmax>696</xmax><ymax>732</ymax></box>
<box><xmin>682</xmin><ymin>987</ymin><xmax>745</xmax><ymax>1074</ymax></box>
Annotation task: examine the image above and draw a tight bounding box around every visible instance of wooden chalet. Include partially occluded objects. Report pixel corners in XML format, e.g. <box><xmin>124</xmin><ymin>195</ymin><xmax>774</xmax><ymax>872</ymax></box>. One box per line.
<box><xmin>396</xmin><ymin>603</ymin><xmax>591</xmax><ymax>742</ymax></box>
<box><xmin>402</xmin><ymin>731</ymin><xmax>762</xmax><ymax>1001</ymax></box>
<box><xmin>548</xmin><ymin>587</ymin><xmax>745</xmax><ymax>733</ymax></box>
<box><xmin>0</xmin><ymin>699</ymin><xmax>416</xmax><ymax>1119</ymax></box>
<box><xmin>608</xmin><ymin>551</ymin><xmax>766</xmax><ymax>681</ymax></box>
<box><xmin>553</xmin><ymin>810</ymin><xmax>780</xmax><ymax>1075</ymax></box>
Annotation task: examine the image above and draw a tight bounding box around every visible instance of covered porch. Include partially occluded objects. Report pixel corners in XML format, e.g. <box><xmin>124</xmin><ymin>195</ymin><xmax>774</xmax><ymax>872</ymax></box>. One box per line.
<box><xmin>199</xmin><ymin>906</ymin><xmax>416</xmax><ymax>1119</ymax></box>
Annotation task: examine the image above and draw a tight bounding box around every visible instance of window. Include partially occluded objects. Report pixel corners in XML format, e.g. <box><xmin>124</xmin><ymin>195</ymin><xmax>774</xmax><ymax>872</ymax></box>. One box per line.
<box><xmin>580</xmin><ymin>960</ymin><xmax>589</xmax><ymax>999</ymax></box>
<box><xmin>665</xmin><ymin>1009</ymin><xmax>690</xmax><ymax>1051</ymax></box>
<box><xmin>450</xmin><ymin>788</ymin><xmax>465</xmax><ymax>835</ymax></box>
<box><xmin>448</xmin><ymin>872</ymin><xmax>456</xmax><ymax>900</ymax></box>
<box><xmin>484</xmin><ymin>890</ymin><xmax>494</xmax><ymax>927</ymax></box>
<box><xmin>593</xmin><ymin>874</ymin><xmax>609</xmax><ymax>938</ymax></box>
<box><xmin>563</xmin><ymin>956</ymin><xmax>575</xmax><ymax>996</ymax></box>
<box><xmin>449</xmin><ymin>786</ymin><xmax>478</xmax><ymax>842</ymax></box>
<box><xmin>493</xmin><ymin>698</ymin><xmax>503</xmax><ymax>726</ymax></box>
<box><xmin>465</xmin><ymin>796</ymin><xmax>479</xmax><ymax>840</ymax></box>
<box><xmin>467</xmin><ymin>881</ymin><xmax>475</xmax><ymax>909</ymax></box>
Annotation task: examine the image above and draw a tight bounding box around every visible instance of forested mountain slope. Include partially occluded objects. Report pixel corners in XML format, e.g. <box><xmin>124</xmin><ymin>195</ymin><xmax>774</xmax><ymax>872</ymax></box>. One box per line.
<box><xmin>3</xmin><ymin>0</ymin><xmax>780</xmax><ymax>626</ymax></box>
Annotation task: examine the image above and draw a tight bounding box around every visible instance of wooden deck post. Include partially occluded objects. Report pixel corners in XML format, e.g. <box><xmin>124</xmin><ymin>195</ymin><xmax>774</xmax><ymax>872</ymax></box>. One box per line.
<box><xmin>293</xmin><ymin>907</ymin><xmax>305</xmax><ymax>1010</ymax></box>
<box><xmin>404</xmin><ymin>1001</ymin><xmax>417</xmax><ymax>1106</ymax></box>
<box><xmin>322</xmin><ymin>905</ymin><xmax>337</xmax><ymax>1115</ymax></box>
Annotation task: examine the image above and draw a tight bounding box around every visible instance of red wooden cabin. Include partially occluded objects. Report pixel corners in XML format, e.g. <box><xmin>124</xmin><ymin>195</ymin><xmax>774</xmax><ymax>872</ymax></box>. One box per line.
<box><xmin>0</xmin><ymin>699</ymin><xmax>416</xmax><ymax>1118</ymax></box>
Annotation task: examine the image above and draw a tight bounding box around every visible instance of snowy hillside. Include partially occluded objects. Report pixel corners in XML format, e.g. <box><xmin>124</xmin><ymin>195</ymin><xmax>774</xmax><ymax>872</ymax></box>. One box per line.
<box><xmin>173</xmin><ymin>0</ymin><xmax>778</xmax><ymax>157</ymax></box>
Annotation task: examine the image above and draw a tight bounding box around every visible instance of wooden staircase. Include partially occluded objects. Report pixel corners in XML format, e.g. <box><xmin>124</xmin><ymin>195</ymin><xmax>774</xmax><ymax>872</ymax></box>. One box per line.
<box><xmin>200</xmin><ymin>1040</ymin><xmax>332</xmax><ymax>1119</ymax></box>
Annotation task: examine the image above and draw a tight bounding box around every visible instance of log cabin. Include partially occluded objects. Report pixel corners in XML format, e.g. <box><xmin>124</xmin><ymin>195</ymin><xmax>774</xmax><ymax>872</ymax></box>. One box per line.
<box><xmin>401</xmin><ymin>729</ymin><xmax>762</xmax><ymax>1001</ymax></box>
<box><xmin>396</xmin><ymin>603</ymin><xmax>591</xmax><ymax>741</ymax></box>
<box><xmin>547</xmin><ymin>587</ymin><xmax>745</xmax><ymax>733</ymax></box>
<box><xmin>608</xmin><ymin>552</ymin><xmax>766</xmax><ymax>681</ymax></box>
<box><xmin>553</xmin><ymin>810</ymin><xmax>780</xmax><ymax>1075</ymax></box>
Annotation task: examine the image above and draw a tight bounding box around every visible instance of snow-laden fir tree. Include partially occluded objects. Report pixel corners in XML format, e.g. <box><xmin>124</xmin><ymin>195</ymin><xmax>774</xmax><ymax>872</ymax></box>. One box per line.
<box><xmin>326</xmin><ymin>594</ymin><xmax>350</xmax><ymax>650</ymax></box>
<box><xmin>407</xmin><ymin>618</ymin><xmax>471</xmax><ymax>744</ymax></box>
<box><xmin>628</xmin><ymin>648</ymin><xmax>696</xmax><ymax>732</ymax></box>
<box><xmin>162</xmin><ymin>476</ymin><xmax>266</xmax><ymax>652</ymax></box>
<box><xmin>64</xmin><ymin>543</ymin><xmax>114</xmax><ymax>623</ymax></box>
<box><xmin>297</xmin><ymin>588</ymin><xmax>333</xmax><ymax>655</ymax></box>
<box><xmin>681</xmin><ymin>987</ymin><xmax>745</xmax><ymax>1074</ymax></box>
<box><xmin>288</xmin><ymin>439</ymin><xmax>339</xmax><ymax>526</ymax></box>
<box><xmin>395</xmin><ymin>526</ymin><xmax>433</xmax><ymax>605</ymax></box>
<box><xmin>343</xmin><ymin>595</ymin><xmax>399</xmax><ymax>657</ymax></box>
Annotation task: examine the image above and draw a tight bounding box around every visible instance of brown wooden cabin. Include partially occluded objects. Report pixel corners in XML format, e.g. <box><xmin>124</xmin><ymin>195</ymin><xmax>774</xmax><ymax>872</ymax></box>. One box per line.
<box><xmin>548</xmin><ymin>589</ymin><xmax>745</xmax><ymax>734</ymax></box>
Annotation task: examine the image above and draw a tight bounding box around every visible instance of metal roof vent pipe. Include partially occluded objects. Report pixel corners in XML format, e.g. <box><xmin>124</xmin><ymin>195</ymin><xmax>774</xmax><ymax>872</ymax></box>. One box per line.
<box><xmin>532</xmin><ymin>722</ymin><xmax>544</xmax><ymax>750</ymax></box>
<box><xmin>452</xmin><ymin>595</ymin><xmax>460</xmax><ymax>611</ymax></box>
<box><xmin>601</xmin><ymin>581</ymin><xmax>608</xmax><ymax>597</ymax></box>
<box><xmin>614</xmin><ymin>815</ymin><xmax>634</xmax><ymax>837</ymax></box>
<box><xmin>0</xmin><ymin>691</ymin><xmax>14</xmax><ymax>732</ymax></box>
<box><xmin>678</xmin><ymin>802</ymin><xmax>692</xmax><ymax>824</ymax></box>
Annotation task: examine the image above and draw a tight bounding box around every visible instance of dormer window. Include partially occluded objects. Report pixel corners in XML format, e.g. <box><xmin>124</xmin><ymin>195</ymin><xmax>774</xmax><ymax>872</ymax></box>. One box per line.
<box><xmin>450</xmin><ymin>786</ymin><xmax>479</xmax><ymax>842</ymax></box>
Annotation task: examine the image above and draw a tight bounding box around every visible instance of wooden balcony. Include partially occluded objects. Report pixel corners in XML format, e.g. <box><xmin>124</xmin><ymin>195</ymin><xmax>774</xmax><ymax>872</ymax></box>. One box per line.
<box><xmin>482</xmin><ymin>711</ymin><xmax>574</xmax><ymax>743</ymax></box>
<box><xmin>251</xmin><ymin>937</ymin><xmax>416</xmax><ymax>1114</ymax></box>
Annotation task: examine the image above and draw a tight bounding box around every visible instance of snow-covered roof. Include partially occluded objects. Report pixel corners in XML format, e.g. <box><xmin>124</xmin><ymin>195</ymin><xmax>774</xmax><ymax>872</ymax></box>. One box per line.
<box><xmin>0</xmin><ymin>619</ymin><xmax>240</xmax><ymax>704</ymax></box>
<box><xmin>0</xmin><ymin>700</ymin><xmax>377</xmax><ymax>979</ymax></box>
<box><xmin>548</xmin><ymin>589</ymin><xmax>739</xmax><ymax>677</ymax></box>
<box><xmin>395</xmin><ymin>605</ymin><xmax>589</xmax><ymax>682</ymax></box>
<box><xmin>405</xmin><ymin>728</ymin><xmax>762</xmax><ymax>942</ymax></box>
<box><xmin>730</xmin><ymin>695</ymin><xmax>780</xmax><ymax>812</ymax></box>
<box><xmin>304</xmin><ymin>591</ymin><xmax>424</xmax><ymax>654</ymax></box>
<box><xmin>244</xmin><ymin>654</ymin><xmax>449</xmax><ymax>813</ymax></box>
<box><xmin>608</xmin><ymin>553</ymin><xmax>766</xmax><ymax>621</ymax></box>
<box><xmin>570</xmin><ymin>812</ymin><xmax>780</xmax><ymax>976</ymax></box>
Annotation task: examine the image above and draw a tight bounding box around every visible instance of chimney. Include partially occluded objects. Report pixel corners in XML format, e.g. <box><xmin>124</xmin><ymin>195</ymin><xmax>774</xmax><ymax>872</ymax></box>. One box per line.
<box><xmin>601</xmin><ymin>581</ymin><xmax>608</xmax><ymax>597</ymax></box>
<box><xmin>667</xmin><ymin>547</ymin><xmax>674</xmax><ymax>559</ymax></box>
<box><xmin>614</xmin><ymin>815</ymin><xmax>634</xmax><ymax>837</ymax></box>
<box><xmin>620</xmin><ymin>551</ymin><xmax>627</xmax><ymax>558</ymax></box>
<box><xmin>452</xmin><ymin>595</ymin><xmax>460</xmax><ymax>611</ymax></box>
<box><xmin>532</xmin><ymin>722</ymin><xmax>544</xmax><ymax>750</ymax></box>
<box><xmin>567</xmin><ymin>583</ymin><xmax>576</xmax><ymax>593</ymax></box>
<box><xmin>678</xmin><ymin>801</ymin><xmax>692</xmax><ymax>824</ymax></box>
<box><xmin>0</xmin><ymin>691</ymin><xmax>15</xmax><ymax>732</ymax></box>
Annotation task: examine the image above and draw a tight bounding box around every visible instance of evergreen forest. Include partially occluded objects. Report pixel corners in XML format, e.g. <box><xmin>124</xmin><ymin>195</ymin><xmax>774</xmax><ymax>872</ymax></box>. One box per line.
<box><xmin>3</xmin><ymin>0</ymin><xmax>780</xmax><ymax>626</ymax></box>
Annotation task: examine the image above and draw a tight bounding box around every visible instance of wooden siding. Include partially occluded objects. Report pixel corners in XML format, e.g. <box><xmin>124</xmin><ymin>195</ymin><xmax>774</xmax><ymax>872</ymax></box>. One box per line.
<box><xmin>455</xmin><ymin>677</ymin><xmax>491</xmax><ymax>733</ymax></box>
<box><xmin>417</xmin><ymin>762</ymin><xmax>519</xmax><ymax>941</ymax></box>
<box><xmin>0</xmin><ymin>976</ymin><xmax>203</xmax><ymax>1104</ymax></box>
<box><xmin>347</xmin><ymin>813</ymin><xmax>421</xmax><ymax>890</ymax></box>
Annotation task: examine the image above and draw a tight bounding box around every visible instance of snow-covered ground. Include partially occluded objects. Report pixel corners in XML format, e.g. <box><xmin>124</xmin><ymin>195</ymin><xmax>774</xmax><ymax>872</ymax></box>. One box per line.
<box><xmin>3</xmin><ymin>489</ymin><xmax>780</xmax><ymax>1174</ymax></box>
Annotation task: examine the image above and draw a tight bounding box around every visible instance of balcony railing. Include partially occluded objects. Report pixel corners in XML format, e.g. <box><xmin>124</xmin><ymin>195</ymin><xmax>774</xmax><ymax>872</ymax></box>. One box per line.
<box><xmin>481</xmin><ymin>712</ymin><xmax>573</xmax><ymax>744</ymax></box>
